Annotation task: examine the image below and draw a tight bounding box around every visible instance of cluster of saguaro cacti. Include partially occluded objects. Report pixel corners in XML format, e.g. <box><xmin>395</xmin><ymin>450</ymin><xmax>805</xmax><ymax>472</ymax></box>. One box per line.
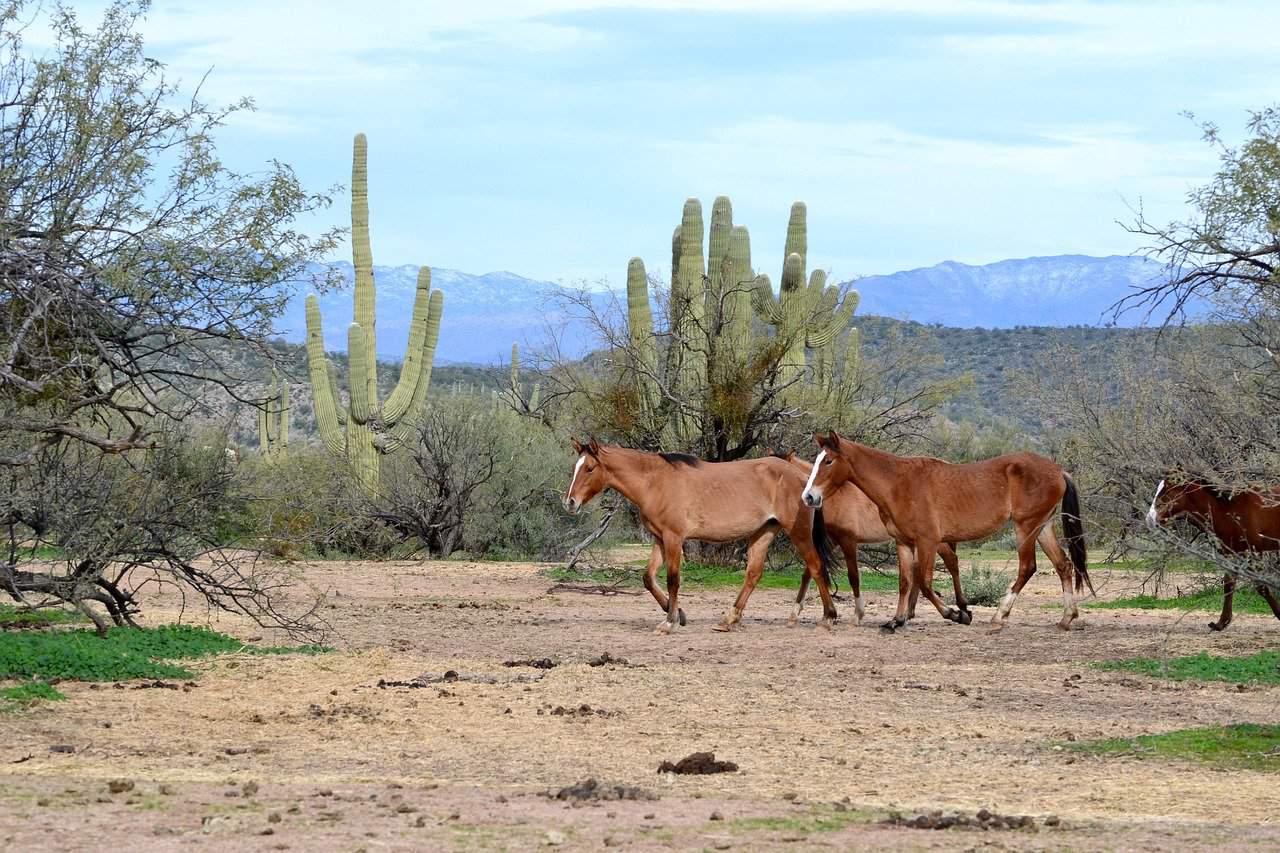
<box><xmin>304</xmin><ymin>134</ymin><xmax>444</xmax><ymax>489</ymax></box>
<box><xmin>751</xmin><ymin>202</ymin><xmax>860</xmax><ymax>387</ymax></box>
<box><xmin>257</xmin><ymin>370</ymin><xmax>290</xmax><ymax>459</ymax></box>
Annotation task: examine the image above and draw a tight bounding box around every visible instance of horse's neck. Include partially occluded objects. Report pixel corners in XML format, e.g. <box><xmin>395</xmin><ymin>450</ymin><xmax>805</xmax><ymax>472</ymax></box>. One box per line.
<box><xmin>845</xmin><ymin>442</ymin><xmax>904</xmax><ymax>504</ymax></box>
<box><xmin>603</xmin><ymin>449</ymin><xmax>666</xmax><ymax>510</ymax></box>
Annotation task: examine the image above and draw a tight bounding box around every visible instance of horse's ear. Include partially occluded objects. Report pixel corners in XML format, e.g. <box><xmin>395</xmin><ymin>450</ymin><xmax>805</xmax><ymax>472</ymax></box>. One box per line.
<box><xmin>812</xmin><ymin>432</ymin><xmax>828</xmax><ymax>449</ymax></box>
<box><xmin>571</xmin><ymin>437</ymin><xmax>584</xmax><ymax>454</ymax></box>
<box><xmin>588</xmin><ymin>437</ymin><xmax>602</xmax><ymax>456</ymax></box>
<box><xmin>827</xmin><ymin>430</ymin><xmax>844</xmax><ymax>451</ymax></box>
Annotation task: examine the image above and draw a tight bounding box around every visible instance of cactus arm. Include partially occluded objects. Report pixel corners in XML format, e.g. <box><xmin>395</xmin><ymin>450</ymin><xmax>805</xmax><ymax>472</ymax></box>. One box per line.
<box><xmin>805</xmin><ymin>288</ymin><xmax>859</xmax><ymax>349</ymax></box>
<box><xmin>279</xmin><ymin>375</ymin><xmax>290</xmax><ymax>454</ymax></box>
<box><xmin>304</xmin><ymin>294</ymin><xmax>347</xmax><ymax>457</ymax></box>
<box><xmin>752</xmin><ymin>274</ymin><xmax>782</xmax><ymax>324</ymax></box>
<box><xmin>351</xmin><ymin>133</ymin><xmax>378</xmax><ymax>401</ymax></box>
<box><xmin>382</xmin><ymin>266</ymin><xmax>434</xmax><ymax>423</ymax></box>
<box><xmin>387</xmin><ymin>289</ymin><xmax>443</xmax><ymax>446</ymax></box>
<box><xmin>326</xmin><ymin>360</ymin><xmax>347</xmax><ymax>426</ymax></box>
<box><xmin>707</xmin><ymin>196</ymin><xmax>733</xmax><ymax>287</ymax></box>
<box><xmin>626</xmin><ymin>257</ymin><xmax>654</xmax><ymax>356</ymax></box>
<box><xmin>347</xmin><ymin>323</ymin><xmax>372</xmax><ymax>425</ymax></box>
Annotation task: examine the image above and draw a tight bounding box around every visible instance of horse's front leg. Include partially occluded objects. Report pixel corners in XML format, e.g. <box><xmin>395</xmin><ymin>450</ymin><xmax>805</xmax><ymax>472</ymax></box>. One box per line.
<box><xmin>1210</xmin><ymin>572</ymin><xmax>1237</xmax><ymax>632</ymax></box>
<box><xmin>911</xmin><ymin>540</ymin><xmax>966</xmax><ymax>624</ymax></box>
<box><xmin>641</xmin><ymin>542</ymin><xmax>671</xmax><ymax>614</ymax></box>
<box><xmin>655</xmin><ymin>537</ymin><xmax>685</xmax><ymax>634</ymax></box>
<box><xmin>882</xmin><ymin>542</ymin><xmax>914</xmax><ymax>633</ymax></box>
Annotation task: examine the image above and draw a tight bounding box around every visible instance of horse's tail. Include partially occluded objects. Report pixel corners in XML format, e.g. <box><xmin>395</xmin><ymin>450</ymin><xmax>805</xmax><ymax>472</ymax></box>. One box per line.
<box><xmin>1062</xmin><ymin>474</ymin><xmax>1093</xmax><ymax>596</ymax></box>
<box><xmin>812</xmin><ymin>507</ymin><xmax>838</xmax><ymax>593</ymax></box>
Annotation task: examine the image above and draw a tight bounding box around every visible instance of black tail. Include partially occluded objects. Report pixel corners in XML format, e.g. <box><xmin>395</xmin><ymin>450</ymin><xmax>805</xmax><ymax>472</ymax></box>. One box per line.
<box><xmin>1062</xmin><ymin>475</ymin><xmax>1093</xmax><ymax>596</ymax></box>
<box><xmin>812</xmin><ymin>507</ymin><xmax>838</xmax><ymax>593</ymax></box>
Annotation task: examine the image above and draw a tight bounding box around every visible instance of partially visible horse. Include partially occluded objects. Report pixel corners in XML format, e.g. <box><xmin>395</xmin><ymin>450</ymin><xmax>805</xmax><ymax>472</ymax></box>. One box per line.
<box><xmin>563</xmin><ymin>439</ymin><xmax>839</xmax><ymax>633</ymax></box>
<box><xmin>1146</xmin><ymin>479</ymin><xmax>1280</xmax><ymax>631</ymax></box>
<box><xmin>769</xmin><ymin>450</ymin><xmax>970</xmax><ymax>626</ymax></box>
<box><xmin>801</xmin><ymin>431</ymin><xmax>1092</xmax><ymax>632</ymax></box>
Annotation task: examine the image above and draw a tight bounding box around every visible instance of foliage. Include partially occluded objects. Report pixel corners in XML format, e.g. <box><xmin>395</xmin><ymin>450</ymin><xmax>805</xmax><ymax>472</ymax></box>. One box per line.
<box><xmin>1070</xmin><ymin>724</ymin><xmax>1280</xmax><ymax>772</ymax></box>
<box><xmin>0</xmin><ymin>604</ymin><xmax>86</xmax><ymax>628</ymax></box>
<box><xmin>0</xmin><ymin>0</ymin><xmax>339</xmax><ymax>467</ymax></box>
<box><xmin>0</xmin><ymin>624</ymin><xmax>328</xmax><ymax>682</ymax></box>
<box><xmin>1095</xmin><ymin>650</ymin><xmax>1280</xmax><ymax>685</ymax></box>
<box><xmin>1091</xmin><ymin>588</ymin><xmax>1274</xmax><ymax>616</ymax></box>
<box><xmin>2</xmin><ymin>430</ymin><xmax>328</xmax><ymax>639</ymax></box>
<box><xmin>951</xmin><ymin>563</ymin><xmax>1013</xmax><ymax>607</ymax></box>
<box><xmin>0</xmin><ymin>681</ymin><xmax>65</xmax><ymax>711</ymax></box>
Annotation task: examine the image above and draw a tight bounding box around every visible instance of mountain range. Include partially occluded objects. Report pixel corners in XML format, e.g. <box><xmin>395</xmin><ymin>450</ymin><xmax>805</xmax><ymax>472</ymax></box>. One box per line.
<box><xmin>274</xmin><ymin>254</ymin><xmax>1178</xmax><ymax>364</ymax></box>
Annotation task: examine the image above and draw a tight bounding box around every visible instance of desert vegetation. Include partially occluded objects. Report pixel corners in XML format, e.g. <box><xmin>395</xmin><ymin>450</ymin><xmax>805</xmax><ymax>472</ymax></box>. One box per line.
<box><xmin>1</xmin><ymin>2</ymin><xmax>1278</xmax><ymax>850</ymax></box>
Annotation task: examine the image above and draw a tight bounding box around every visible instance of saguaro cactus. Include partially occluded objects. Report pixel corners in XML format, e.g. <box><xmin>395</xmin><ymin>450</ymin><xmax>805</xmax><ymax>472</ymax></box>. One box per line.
<box><xmin>304</xmin><ymin>134</ymin><xmax>444</xmax><ymax>488</ymax></box>
<box><xmin>752</xmin><ymin>202</ymin><xmax>859</xmax><ymax>386</ymax></box>
<box><xmin>258</xmin><ymin>370</ymin><xmax>289</xmax><ymax>459</ymax></box>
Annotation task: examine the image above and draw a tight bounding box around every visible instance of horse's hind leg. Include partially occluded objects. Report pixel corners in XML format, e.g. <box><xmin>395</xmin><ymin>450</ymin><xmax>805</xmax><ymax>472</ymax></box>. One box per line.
<box><xmin>940</xmin><ymin>542</ymin><xmax>971</xmax><ymax>625</ymax></box>
<box><xmin>719</xmin><ymin>529</ymin><xmax>775</xmax><ymax>632</ymax></box>
<box><xmin>1256</xmin><ymin>580</ymin><xmax>1280</xmax><ymax>623</ymax></box>
<box><xmin>906</xmin><ymin>555</ymin><xmax>931</xmax><ymax>620</ymax></box>
<box><xmin>839</xmin><ymin>536</ymin><xmax>865</xmax><ymax>622</ymax></box>
<box><xmin>1037</xmin><ymin>526</ymin><xmax>1078</xmax><ymax>631</ymax></box>
<box><xmin>793</xmin><ymin>516</ymin><xmax>838</xmax><ymax>630</ymax></box>
<box><xmin>656</xmin><ymin>537</ymin><xmax>685</xmax><ymax>635</ymax></box>
<box><xmin>1210</xmin><ymin>573</ymin><xmax>1237</xmax><ymax>632</ymax></box>
<box><xmin>990</xmin><ymin>521</ymin><xmax>1040</xmax><ymax>633</ymax></box>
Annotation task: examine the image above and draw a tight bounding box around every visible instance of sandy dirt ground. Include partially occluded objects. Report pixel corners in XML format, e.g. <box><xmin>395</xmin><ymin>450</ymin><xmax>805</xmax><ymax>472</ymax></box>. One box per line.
<box><xmin>1</xmin><ymin>557</ymin><xmax>1279</xmax><ymax>851</ymax></box>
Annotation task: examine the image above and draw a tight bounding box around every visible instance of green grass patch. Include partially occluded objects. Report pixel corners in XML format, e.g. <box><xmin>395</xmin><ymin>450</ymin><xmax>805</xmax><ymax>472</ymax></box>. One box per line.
<box><xmin>0</xmin><ymin>604</ymin><xmax>88</xmax><ymax>628</ymax></box>
<box><xmin>545</xmin><ymin>561</ymin><xmax>901</xmax><ymax>592</ymax></box>
<box><xmin>1070</xmin><ymin>723</ymin><xmax>1280</xmax><ymax>772</ymax></box>
<box><xmin>0</xmin><ymin>624</ymin><xmax>330</xmax><ymax>683</ymax></box>
<box><xmin>729</xmin><ymin>808</ymin><xmax>870</xmax><ymax>835</ymax></box>
<box><xmin>0</xmin><ymin>681</ymin><xmax>66</xmax><ymax>712</ymax></box>
<box><xmin>1091</xmin><ymin>587</ymin><xmax>1274</xmax><ymax>615</ymax></box>
<box><xmin>1095</xmin><ymin>650</ymin><xmax>1280</xmax><ymax>685</ymax></box>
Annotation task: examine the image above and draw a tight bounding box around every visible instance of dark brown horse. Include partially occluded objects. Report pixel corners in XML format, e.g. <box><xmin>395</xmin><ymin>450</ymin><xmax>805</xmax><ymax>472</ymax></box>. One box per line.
<box><xmin>769</xmin><ymin>451</ymin><xmax>970</xmax><ymax>626</ymax></box>
<box><xmin>563</xmin><ymin>439</ymin><xmax>839</xmax><ymax>633</ymax></box>
<box><xmin>801</xmin><ymin>432</ymin><xmax>1092</xmax><ymax>632</ymax></box>
<box><xmin>1146</xmin><ymin>479</ymin><xmax>1280</xmax><ymax>631</ymax></box>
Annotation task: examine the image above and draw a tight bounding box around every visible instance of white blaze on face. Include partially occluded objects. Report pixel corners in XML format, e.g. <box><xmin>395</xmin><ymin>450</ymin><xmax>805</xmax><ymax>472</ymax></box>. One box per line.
<box><xmin>1145</xmin><ymin>479</ymin><xmax>1166</xmax><ymax>529</ymax></box>
<box><xmin>802</xmin><ymin>450</ymin><xmax>826</xmax><ymax>505</ymax></box>
<box><xmin>567</xmin><ymin>454</ymin><xmax>587</xmax><ymax>501</ymax></box>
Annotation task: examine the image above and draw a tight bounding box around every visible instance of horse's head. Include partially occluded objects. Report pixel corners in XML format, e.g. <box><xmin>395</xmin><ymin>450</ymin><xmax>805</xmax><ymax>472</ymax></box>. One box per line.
<box><xmin>1145</xmin><ymin>478</ymin><xmax>1204</xmax><ymax>529</ymax></box>
<box><xmin>564</xmin><ymin>438</ymin><xmax>607</xmax><ymax>514</ymax></box>
<box><xmin>801</xmin><ymin>431</ymin><xmax>850</xmax><ymax>509</ymax></box>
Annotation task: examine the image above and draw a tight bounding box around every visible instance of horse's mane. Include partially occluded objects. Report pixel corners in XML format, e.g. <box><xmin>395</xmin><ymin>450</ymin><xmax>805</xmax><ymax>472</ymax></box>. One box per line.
<box><xmin>658</xmin><ymin>451</ymin><xmax>701</xmax><ymax>467</ymax></box>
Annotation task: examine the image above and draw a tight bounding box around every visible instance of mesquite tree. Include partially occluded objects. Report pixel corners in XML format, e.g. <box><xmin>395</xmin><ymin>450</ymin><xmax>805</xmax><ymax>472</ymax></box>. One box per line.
<box><xmin>0</xmin><ymin>1</ymin><xmax>335</xmax><ymax>634</ymax></box>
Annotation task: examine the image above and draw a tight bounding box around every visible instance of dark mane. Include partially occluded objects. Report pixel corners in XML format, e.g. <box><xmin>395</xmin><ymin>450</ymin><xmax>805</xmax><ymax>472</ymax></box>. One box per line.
<box><xmin>658</xmin><ymin>451</ymin><xmax>701</xmax><ymax>467</ymax></box>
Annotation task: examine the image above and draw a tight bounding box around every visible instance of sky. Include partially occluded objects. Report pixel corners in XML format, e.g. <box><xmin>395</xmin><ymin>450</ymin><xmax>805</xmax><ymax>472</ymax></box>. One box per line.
<box><xmin>30</xmin><ymin>1</ymin><xmax>1280</xmax><ymax>285</ymax></box>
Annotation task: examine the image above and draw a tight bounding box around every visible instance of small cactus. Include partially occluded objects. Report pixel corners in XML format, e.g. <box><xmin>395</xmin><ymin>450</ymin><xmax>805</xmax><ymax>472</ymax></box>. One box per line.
<box><xmin>258</xmin><ymin>370</ymin><xmax>289</xmax><ymax>459</ymax></box>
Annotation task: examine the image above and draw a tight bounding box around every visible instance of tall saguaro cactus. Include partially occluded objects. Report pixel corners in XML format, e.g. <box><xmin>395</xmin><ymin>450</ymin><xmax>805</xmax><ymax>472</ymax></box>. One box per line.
<box><xmin>258</xmin><ymin>370</ymin><xmax>289</xmax><ymax>459</ymax></box>
<box><xmin>752</xmin><ymin>202</ymin><xmax>859</xmax><ymax>386</ymax></box>
<box><xmin>304</xmin><ymin>134</ymin><xmax>445</xmax><ymax>489</ymax></box>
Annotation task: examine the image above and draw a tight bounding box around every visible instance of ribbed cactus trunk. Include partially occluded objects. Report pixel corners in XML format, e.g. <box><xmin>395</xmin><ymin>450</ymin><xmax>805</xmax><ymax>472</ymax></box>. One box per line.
<box><xmin>258</xmin><ymin>370</ymin><xmax>289</xmax><ymax>459</ymax></box>
<box><xmin>724</xmin><ymin>224</ymin><xmax>754</xmax><ymax>361</ymax></box>
<box><xmin>626</xmin><ymin>257</ymin><xmax>658</xmax><ymax>418</ymax></box>
<box><xmin>304</xmin><ymin>134</ymin><xmax>445</xmax><ymax>490</ymax></box>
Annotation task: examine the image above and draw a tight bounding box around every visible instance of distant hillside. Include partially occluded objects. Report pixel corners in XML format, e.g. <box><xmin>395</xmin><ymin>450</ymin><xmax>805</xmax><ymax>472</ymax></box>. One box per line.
<box><xmin>273</xmin><ymin>254</ymin><xmax>1186</xmax><ymax>365</ymax></box>
<box><xmin>853</xmin><ymin>254</ymin><xmax>1180</xmax><ymax>328</ymax></box>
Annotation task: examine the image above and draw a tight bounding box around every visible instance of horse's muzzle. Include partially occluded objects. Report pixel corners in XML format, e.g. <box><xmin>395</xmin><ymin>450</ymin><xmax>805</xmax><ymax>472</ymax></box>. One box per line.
<box><xmin>563</xmin><ymin>497</ymin><xmax>580</xmax><ymax>515</ymax></box>
<box><xmin>802</xmin><ymin>489</ymin><xmax>822</xmax><ymax>509</ymax></box>
<box><xmin>1144</xmin><ymin>507</ymin><xmax>1159</xmax><ymax>531</ymax></box>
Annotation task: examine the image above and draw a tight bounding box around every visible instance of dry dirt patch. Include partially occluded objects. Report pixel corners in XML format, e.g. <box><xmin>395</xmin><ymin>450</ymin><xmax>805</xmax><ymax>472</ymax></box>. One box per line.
<box><xmin>1</xmin><ymin>559</ymin><xmax>1278</xmax><ymax>850</ymax></box>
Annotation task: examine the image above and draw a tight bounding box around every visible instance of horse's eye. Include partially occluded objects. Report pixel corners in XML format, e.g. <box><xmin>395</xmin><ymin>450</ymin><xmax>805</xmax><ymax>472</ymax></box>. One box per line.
<box><xmin>823</xmin><ymin>458</ymin><xmax>834</xmax><ymax>466</ymax></box>
<box><xmin>586</xmin><ymin>465</ymin><xmax>595</xmax><ymax>473</ymax></box>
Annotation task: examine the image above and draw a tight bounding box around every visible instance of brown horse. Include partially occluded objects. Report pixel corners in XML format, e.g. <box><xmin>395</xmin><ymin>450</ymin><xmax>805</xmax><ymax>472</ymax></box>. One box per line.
<box><xmin>769</xmin><ymin>451</ymin><xmax>970</xmax><ymax>626</ymax></box>
<box><xmin>801</xmin><ymin>431</ymin><xmax>1092</xmax><ymax>632</ymax></box>
<box><xmin>1146</xmin><ymin>479</ymin><xmax>1280</xmax><ymax>631</ymax></box>
<box><xmin>563</xmin><ymin>439</ymin><xmax>839</xmax><ymax>633</ymax></box>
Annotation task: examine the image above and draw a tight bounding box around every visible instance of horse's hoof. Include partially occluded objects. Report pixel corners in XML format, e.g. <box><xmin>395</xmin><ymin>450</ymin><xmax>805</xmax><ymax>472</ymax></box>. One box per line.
<box><xmin>711</xmin><ymin>621</ymin><xmax>732</xmax><ymax>633</ymax></box>
<box><xmin>1056</xmin><ymin>621</ymin><xmax>1073</xmax><ymax>632</ymax></box>
<box><xmin>1208</xmin><ymin>621</ymin><xmax>1225</xmax><ymax>632</ymax></box>
<box><xmin>958</xmin><ymin>610</ymin><xmax>973</xmax><ymax>626</ymax></box>
<box><xmin>678</xmin><ymin>608</ymin><xmax>687</xmax><ymax>627</ymax></box>
<box><xmin>943</xmin><ymin>607</ymin><xmax>959</xmax><ymax>623</ymax></box>
<box><xmin>879</xmin><ymin>620</ymin><xmax>897</xmax><ymax>634</ymax></box>
<box><xmin>654</xmin><ymin>620</ymin><xmax>672</xmax><ymax>635</ymax></box>
<box><xmin>786</xmin><ymin>617</ymin><xmax>798</xmax><ymax>628</ymax></box>
<box><xmin>818</xmin><ymin>618</ymin><xmax>835</xmax><ymax>631</ymax></box>
<box><xmin>987</xmin><ymin>622</ymin><xmax>1004</xmax><ymax>635</ymax></box>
